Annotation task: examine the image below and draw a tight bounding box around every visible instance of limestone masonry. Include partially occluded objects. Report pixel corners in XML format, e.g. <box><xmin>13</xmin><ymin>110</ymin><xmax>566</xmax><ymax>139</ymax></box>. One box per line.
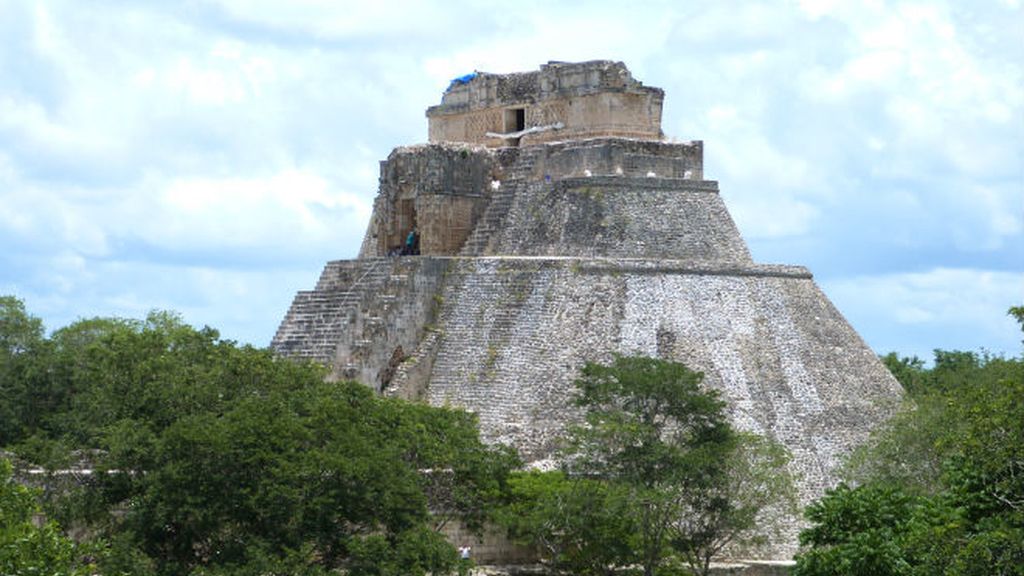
<box><xmin>272</xmin><ymin>61</ymin><xmax>903</xmax><ymax>561</ymax></box>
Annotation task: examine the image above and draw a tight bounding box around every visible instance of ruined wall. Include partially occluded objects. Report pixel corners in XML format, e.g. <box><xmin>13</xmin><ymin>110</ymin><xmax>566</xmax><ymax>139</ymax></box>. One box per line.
<box><xmin>536</xmin><ymin>138</ymin><xmax>703</xmax><ymax>180</ymax></box>
<box><xmin>359</xmin><ymin>139</ymin><xmax>706</xmax><ymax>260</ymax></box>
<box><xmin>427</xmin><ymin>61</ymin><xmax>664</xmax><ymax>146</ymax></box>
<box><xmin>384</xmin><ymin>257</ymin><xmax>902</xmax><ymax>558</ymax></box>
<box><xmin>358</xmin><ymin>144</ymin><xmax>501</xmax><ymax>257</ymax></box>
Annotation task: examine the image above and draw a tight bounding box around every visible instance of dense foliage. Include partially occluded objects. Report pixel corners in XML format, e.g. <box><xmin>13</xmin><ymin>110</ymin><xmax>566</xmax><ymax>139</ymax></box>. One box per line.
<box><xmin>0</xmin><ymin>459</ymin><xmax>98</xmax><ymax>575</ymax></box>
<box><xmin>0</xmin><ymin>296</ymin><xmax>517</xmax><ymax>575</ymax></box>
<box><xmin>500</xmin><ymin>356</ymin><xmax>795</xmax><ymax>576</ymax></box>
<box><xmin>9</xmin><ymin>290</ymin><xmax>1019</xmax><ymax>575</ymax></box>
<box><xmin>794</xmin><ymin>307</ymin><xmax>1024</xmax><ymax>575</ymax></box>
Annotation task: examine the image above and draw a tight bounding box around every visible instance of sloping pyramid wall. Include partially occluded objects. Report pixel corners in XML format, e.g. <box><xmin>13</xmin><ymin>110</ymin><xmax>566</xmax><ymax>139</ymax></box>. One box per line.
<box><xmin>273</xmin><ymin>137</ymin><xmax>903</xmax><ymax>559</ymax></box>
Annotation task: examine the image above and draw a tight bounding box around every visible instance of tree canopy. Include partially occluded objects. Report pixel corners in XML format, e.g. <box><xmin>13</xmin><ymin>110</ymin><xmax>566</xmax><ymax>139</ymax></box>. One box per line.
<box><xmin>0</xmin><ymin>458</ymin><xmax>98</xmax><ymax>575</ymax></box>
<box><xmin>0</xmin><ymin>296</ymin><xmax>517</xmax><ymax>575</ymax></box>
<box><xmin>502</xmin><ymin>356</ymin><xmax>795</xmax><ymax>576</ymax></box>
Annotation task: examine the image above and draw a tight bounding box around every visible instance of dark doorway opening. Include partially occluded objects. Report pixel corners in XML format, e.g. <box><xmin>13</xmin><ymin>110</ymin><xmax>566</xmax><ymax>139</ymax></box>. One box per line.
<box><xmin>385</xmin><ymin>199</ymin><xmax>419</xmax><ymax>256</ymax></box>
<box><xmin>504</xmin><ymin>107</ymin><xmax>526</xmax><ymax>147</ymax></box>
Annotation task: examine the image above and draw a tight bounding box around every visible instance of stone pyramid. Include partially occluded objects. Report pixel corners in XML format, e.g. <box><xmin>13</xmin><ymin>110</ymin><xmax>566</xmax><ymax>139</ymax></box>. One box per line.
<box><xmin>272</xmin><ymin>61</ymin><xmax>903</xmax><ymax>559</ymax></box>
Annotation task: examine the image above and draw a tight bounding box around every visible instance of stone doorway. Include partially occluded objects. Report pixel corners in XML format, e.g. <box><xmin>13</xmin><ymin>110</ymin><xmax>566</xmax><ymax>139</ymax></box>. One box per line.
<box><xmin>387</xmin><ymin>198</ymin><xmax>418</xmax><ymax>255</ymax></box>
<box><xmin>504</xmin><ymin>107</ymin><xmax>525</xmax><ymax>146</ymax></box>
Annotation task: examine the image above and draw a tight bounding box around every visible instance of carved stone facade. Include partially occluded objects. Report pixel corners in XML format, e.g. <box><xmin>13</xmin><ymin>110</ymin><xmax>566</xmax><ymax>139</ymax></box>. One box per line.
<box><xmin>273</xmin><ymin>62</ymin><xmax>903</xmax><ymax>560</ymax></box>
<box><xmin>427</xmin><ymin>60</ymin><xmax>664</xmax><ymax>147</ymax></box>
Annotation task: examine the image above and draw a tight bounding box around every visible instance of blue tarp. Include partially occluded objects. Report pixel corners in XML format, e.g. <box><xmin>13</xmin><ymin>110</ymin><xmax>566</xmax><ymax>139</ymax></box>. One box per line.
<box><xmin>447</xmin><ymin>72</ymin><xmax>477</xmax><ymax>91</ymax></box>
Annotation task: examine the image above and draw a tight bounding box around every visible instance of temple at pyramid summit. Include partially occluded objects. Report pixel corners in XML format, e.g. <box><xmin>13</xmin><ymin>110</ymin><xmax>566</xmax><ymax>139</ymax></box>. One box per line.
<box><xmin>272</xmin><ymin>61</ymin><xmax>903</xmax><ymax>560</ymax></box>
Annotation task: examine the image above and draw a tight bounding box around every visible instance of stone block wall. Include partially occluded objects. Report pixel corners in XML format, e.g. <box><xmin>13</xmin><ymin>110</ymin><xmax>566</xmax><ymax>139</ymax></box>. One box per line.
<box><xmin>535</xmin><ymin>138</ymin><xmax>703</xmax><ymax>180</ymax></box>
<box><xmin>359</xmin><ymin>144</ymin><xmax>499</xmax><ymax>257</ymax></box>
<box><xmin>439</xmin><ymin>520</ymin><xmax>537</xmax><ymax>566</ymax></box>
<box><xmin>484</xmin><ymin>177</ymin><xmax>751</xmax><ymax>262</ymax></box>
<box><xmin>359</xmin><ymin>139</ymin><xmax>708</xmax><ymax>260</ymax></box>
<box><xmin>427</xmin><ymin>107</ymin><xmax>507</xmax><ymax>149</ymax></box>
<box><xmin>416</xmin><ymin>194</ymin><xmax>482</xmax><ymax>255</ymax></box>
<box><xmin>384</xmin><ymin>256</ymin><xmax>904</xmax><ymax>558</ymax></box>
<box><xmin>427</xmin><ymin>61</ymin><xmax>664</xmax><ymax>146</ymax></box>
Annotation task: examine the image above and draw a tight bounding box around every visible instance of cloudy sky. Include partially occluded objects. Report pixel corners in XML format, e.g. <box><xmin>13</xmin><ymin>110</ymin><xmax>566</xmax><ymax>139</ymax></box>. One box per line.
<box><xmin>1</xmin><ymin>0</ymin><xmax>1021</xmax><ymax>361</ymax></box>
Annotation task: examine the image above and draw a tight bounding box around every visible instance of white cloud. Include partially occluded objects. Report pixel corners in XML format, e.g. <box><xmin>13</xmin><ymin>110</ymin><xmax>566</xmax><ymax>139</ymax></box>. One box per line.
<box><xmin>730</xmin><ymin>196</ymin><xmax>820</xmax><ymax>239</ymax></box>
<box><xmin>796</xmin><ymin>0</ymin><xmax>844</xmax><ymax>20</ymax></box>
<box><xmin>823</xmin><ymin>268</ymin><xmax>1024</xmax><ymax>357</ymax></box>
<box><xmin>0</xmin><ymin>0</ymin><xmax>1020</xmax><ymax>359</ymax></box>
<box><xmin>797</xmin><ymin>1</ymin><xmax>1024</xmax><ymax>157</ymax></box>
<box><xmin>151</xmin><ymin>169</ymin><xmax>371</xmax><ymax>250</ymax></box>
<box><xmin>208</xmin><ymin>0</ymin><xmax>462</xmax><ymax>40</ymax></box>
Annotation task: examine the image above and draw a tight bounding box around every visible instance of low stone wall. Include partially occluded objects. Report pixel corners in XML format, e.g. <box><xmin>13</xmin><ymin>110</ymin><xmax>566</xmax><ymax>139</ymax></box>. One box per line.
<box><xmin>439</xmin><ymin>521</ymin><xmax>538</xmax><ymax>566</ymax></box>
<box><xmin>466</xmin><ymin>560</ymin><xmax>793</xmax><ymax>575</ymax></box>
<box><xmin>534</xmin><ymin>138</ymin><xmax>703</xmax><ymax>180</ymax></box>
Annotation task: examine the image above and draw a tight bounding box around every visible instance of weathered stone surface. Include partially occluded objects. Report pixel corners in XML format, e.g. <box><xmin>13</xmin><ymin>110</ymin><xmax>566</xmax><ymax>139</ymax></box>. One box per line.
<box><xmin>491</xmin><ymin>177</ymin><xmax>749</xmax><ymax>261</ymax></box>
<box><xmin>273</xmin><ymin>257</ymin><xmax>451</xmax><ymax>387</ymax></box>
<box><xmin>427</xmin><ymin>60</ymin><xmax>664</xmax><ymax>146</ymax></box>
<box><xmin>400</xmin><ymin>256</ymin><xmax>899</xmax><ymax>555</ymax></box>
<box><xmin>358</xmin><ymin>144</ymin><xmax>500</xmax><ymax>257</ymax></box>
<box><xmin>271</xmin><ymin>61</ymin><xmax>903</xmax><ymax>560</ymax></box>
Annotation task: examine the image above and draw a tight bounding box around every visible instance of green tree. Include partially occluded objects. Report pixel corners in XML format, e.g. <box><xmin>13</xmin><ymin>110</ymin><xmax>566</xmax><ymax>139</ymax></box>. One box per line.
<box><xmin>793</xmin><ymin>484</ymin><xmax>917</xmax><ymax>576</ymax></box>
<box><xmin>566</xmin><ymin>356</ymin><xmax>735</xmax><ymax>576</ymax></box>
<box><xmin>880</xmin><ymin>353</ymin><xmax>927</xmax><ymax>396</ymax></box>
<box><xmin>549</xmin><ymin>356</ymin><xmax>795</xmax><ymax>576</ymax></box>
<box><xmin>112</xmin><ymin>379</ymin><xmax>508</xmax><ymax>575</ymax></box>
<box><xmin>0</xmin><ymin>297</ymin><xmax>49</xmax><ymax>446</ymax></box>
<box><xmin>0</xmin><ymin>458</ymin><xmax>97</xmax><ymax>575</ymax></box>
<box><xmin>499</xmin><ymin>470</ymin><xmax>637</xmax><ymax>575</ymax></box>
<box><xmin>799</xmin><ymin>305</ymin><xmax>1024</xmax><ymax>575</ymax></box>
<box><xmin>671</xmin><ymin>433</ymin><xmax>798</xmax><ymax>575</ymax></box>
<box><xmin>0</xmin><ymin>298</ymin><xmax>518</xmax><ymax>575</ymax></box>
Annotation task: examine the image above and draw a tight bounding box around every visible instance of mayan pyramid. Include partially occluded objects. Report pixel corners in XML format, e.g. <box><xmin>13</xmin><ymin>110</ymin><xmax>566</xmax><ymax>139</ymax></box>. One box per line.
<box><xmin>272</xmin><ymin>61</ymin><xmax>904</xmax><ymax>558</ymax></box>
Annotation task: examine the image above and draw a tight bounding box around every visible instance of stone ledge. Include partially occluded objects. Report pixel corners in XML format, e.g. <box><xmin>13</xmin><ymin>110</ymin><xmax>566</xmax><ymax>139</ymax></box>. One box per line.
<box><xmin>346</xmin><ymin>256</ymin><xmax>811</xmax><ymax>279</ymax></box>
<box><xmin>556</xmin><ymin>176</ymin><xmax>719</xmax><ymax>191</ymax></box>
<box><xmin>416</xmin><ymin>256</ymin><xmax>811</xmax><ymax>279</ymax></box>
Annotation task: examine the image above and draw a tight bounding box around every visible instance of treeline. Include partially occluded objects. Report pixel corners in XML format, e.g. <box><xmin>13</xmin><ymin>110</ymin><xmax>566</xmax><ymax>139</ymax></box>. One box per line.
<box><xmin>0</xmin><ymin>297</ymin><xmax>795</xmax><ymax>575</ymax></box>
<box><xmin>0</xmin><ymin>297</ymin><xmax>517</xmax><ymax>575</ymax></box>
<box><xmin>2</xmin><ymin>296</ymin><xmax>1022</xmax><ymax>575</ymax></box>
